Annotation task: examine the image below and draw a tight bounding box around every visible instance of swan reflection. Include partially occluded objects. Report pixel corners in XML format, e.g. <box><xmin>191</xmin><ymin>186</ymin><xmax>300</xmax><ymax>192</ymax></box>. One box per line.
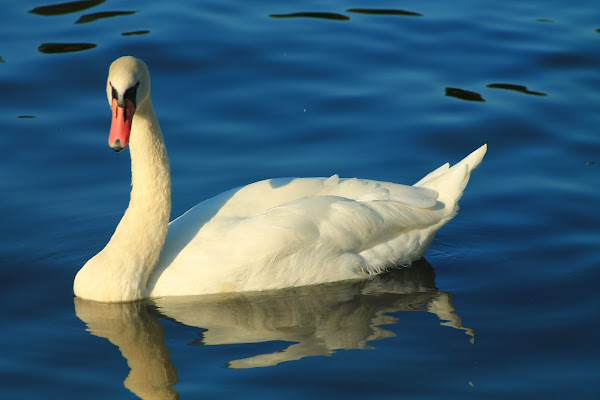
<box><xmin>75</xmin><ymin>259</ymin><xmax>473</xmax><ymax>398</ymax></box>
<box><xmin>75</xmin><ymin>299</ymin><xmax>179</xmax><ymax>400</ymax></box>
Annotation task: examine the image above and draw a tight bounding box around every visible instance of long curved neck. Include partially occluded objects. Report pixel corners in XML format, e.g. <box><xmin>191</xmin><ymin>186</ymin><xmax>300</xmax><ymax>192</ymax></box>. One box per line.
<box><xmin>74</xmin><ymin>98</ymin><xmax>171</xmax><ymax>302</ymax></box>
<box><xmin>119</xmin><ymin>97</ymin><xmax>171</xmax><ymax>258</ymax></box>
<box><xmin>127</xmin><ymin>99</ymin><xmax>171</xmax><ymax>227</ymax></box>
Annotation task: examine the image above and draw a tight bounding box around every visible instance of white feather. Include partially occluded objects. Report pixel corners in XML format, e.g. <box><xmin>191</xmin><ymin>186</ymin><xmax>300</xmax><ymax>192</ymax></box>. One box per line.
<box><xmin>74</xmin><ymin>56</ymin><xmax>487</xmax><ymax>302</ymax></box>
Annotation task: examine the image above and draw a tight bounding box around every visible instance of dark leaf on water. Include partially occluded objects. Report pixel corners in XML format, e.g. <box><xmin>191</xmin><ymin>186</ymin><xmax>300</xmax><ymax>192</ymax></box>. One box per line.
<box><xmin>445</xmin><ymin>87</ymin><xmax>486</xmax><ymax>102</ymax></box>
<box><xmin>76</xmin><ymin>11</ymin><xmax>135</xmax><ymax>24</ymax></box>
<box><xmin>346</xmin><ymin>8</ymin><xmax>423</xmax><ymax>17</ymax></box>
<box><xmin>269</xmin><ymin>12</ymin><xmax>350</xmax><ymax>21</ymax></box>
<box><xmin>487</xmin><ymin>83</ymin><xmax>547</xmax><ymax>96</ymax></box>
<box><xmin>29</xmin><ymin>0</ymin><xmax>105</xmax><ymax>16</ymax></box>
<box><xmin>38</xmin><ymin>42</ymin><xmax>97</xmax><ymax>54</ymax></box>
<box><xmin>122</xmin><ymin>30</ymin><xmax>150</xmax><ymax>36</ymax></box>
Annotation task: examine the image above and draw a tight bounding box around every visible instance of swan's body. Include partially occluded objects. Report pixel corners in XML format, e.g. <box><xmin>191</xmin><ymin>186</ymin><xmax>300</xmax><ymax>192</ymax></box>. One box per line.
<box><xmin>73</xmin><ymin>56</ymin><xmax>486</xmax><ymax>302</ymax></box>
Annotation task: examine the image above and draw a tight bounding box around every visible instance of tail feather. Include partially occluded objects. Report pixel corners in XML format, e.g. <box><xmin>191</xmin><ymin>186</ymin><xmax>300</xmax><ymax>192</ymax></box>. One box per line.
<box><xmin>414</xmin><ymin>144</ymin><xmax>487</xmax><ymax>209</ymax></box>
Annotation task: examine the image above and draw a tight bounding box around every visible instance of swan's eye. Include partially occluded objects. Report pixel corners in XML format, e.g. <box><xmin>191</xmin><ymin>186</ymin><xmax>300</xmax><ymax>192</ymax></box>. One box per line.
<box><xmin>111</xmin><ymin>83</ymin><xmax>118</xmax><ymax>101</ymax></box>
<box><xmin>124</xmin><ymin>81</ymin><xmax>140</xmax><ymax>108</ymax></box>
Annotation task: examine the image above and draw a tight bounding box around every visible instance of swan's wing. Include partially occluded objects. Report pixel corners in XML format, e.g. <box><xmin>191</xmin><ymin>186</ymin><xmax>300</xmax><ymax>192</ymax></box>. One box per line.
<box><xmin>174</xmin><ymin>193</ymin><xmax>445</xmax><ymax>287</ymax></box>
<box><xmin>152</xmin><ymin>177</ymin><xmax>448</xmax><ymax>296</ymax></box>
<box><xmin>204</xmin><ymin>175</ymin><xmax>439</xmax><ymax>218</ymax></box>
<box><xmin>162</xmin><ymin>175</ymin><xmax>438</xmax><ymax>251</ymax></box>
<box><xmin>152</xmin><ymin>146</ymin><xmax>487</xmax><ymax>297</ymax></box>
<box><xmin>233</xmin><ymin>193</ymin><xmax>448</xmax><ymax>274</ymax></box>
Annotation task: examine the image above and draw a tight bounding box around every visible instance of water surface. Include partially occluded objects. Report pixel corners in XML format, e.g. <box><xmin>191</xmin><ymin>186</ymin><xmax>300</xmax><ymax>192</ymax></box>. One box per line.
<box><xmin>0</xmin><ymin>0</ymin><xmax>599</xmax><ymax>398</ymax></box>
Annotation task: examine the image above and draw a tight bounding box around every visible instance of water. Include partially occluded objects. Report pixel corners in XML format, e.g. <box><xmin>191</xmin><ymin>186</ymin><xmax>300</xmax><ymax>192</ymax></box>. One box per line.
<box><xmin>1</xmin><ymin>0</ymin><xmax>599</xmax><ymax>398</ymax></box>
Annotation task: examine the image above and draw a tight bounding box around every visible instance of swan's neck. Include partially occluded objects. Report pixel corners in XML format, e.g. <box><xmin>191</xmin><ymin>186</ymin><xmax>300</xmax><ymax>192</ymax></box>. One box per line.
<box><xmin>74</xmin><ymin>99</ymin><xmax>171</xmax><ymax>302</ymax></box>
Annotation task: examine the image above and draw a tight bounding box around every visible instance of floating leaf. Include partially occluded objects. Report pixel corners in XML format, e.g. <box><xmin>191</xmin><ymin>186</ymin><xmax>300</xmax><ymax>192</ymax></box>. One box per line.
<box><xmin>487</xmin><ymin>83</ymin><xmax>547</xmax><ymax>96</ymax></box>
<box><xmin>76</xmin><ymin>11</ymin><xmax>135</xmax><ymax>24</ymax></box>
<box><xmin>38</xmin><ymin>42</ymin><xmax>97</xmax><ymax>54</ymax></box>
<box><xmin>445</xmin><ymin>87</ymin><xmax>485</xmax><ymax>102</ymax></box>
<box><xmin>346</xmin><ymin>8</ymin><xmax>422</xmax><ymax>17</ymax></box>
<box><xmin>29</xmin><ymin>0</ymin><xmax>105</xmax><ymax>16</ymax></box>
<box><xmin>269</xmin><ymin>12</ymin><xmax>350</xmax><ymax>21</ymax></box>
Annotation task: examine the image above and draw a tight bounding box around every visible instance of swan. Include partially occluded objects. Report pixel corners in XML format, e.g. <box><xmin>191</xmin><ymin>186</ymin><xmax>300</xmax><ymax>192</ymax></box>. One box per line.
<box><xmin>73</xmin><ymin>56</ymin><xmax>487</xmax><ymax>302</ymax></box>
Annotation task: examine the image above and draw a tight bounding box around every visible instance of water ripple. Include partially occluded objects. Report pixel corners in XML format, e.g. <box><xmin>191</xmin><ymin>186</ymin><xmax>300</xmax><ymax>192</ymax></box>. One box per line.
<box><xmin>445</xmin><ymin>87</ymin><xmax>486</xmax><ymax>102</ymax></box>
<box><xmin>28</xmin><ymin>0</ymin><xmax>105</xmax><ymax>16</ymax></box>
<box><xmin>75</xmin><ymin>11</ymin><xmax>135</xmax><ymax>24</ymax></box>
<box><xmin>346</xmin><ymin>8</ymin><xmax>423</xmax><ymax>17</ymax></box>
<box><xmin>121</xmin><ymin>30</ymin><xmax>150</xmax><ymax>36</ymax></box>
<box><xmin>269</xmin><ymin>12</ymin><xmax>350</xmax><ymax>21</ymax></box>
<box><xmin>37</xmin><ymin>42</ymin><xmax>96</xmax><ymax>54</ymax></box>
<box><xmin>487</xmin><ymin>83</ymin><xmax>547</xmax><ymax>96</ymax></box>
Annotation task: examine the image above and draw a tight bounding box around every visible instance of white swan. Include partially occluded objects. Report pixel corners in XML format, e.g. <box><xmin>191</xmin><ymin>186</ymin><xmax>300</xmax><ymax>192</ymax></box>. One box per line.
<box><xmin>73</xmin><ymin>56</ymin><xmax>487</xmax><ymax>302</ymax></box>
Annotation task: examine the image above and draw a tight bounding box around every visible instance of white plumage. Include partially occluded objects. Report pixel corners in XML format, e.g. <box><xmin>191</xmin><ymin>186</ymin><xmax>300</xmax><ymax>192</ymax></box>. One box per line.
<box><xmin>73</xmin><ymin>56</ymin><xmax>486</xmax><ymax>302</ymax></box>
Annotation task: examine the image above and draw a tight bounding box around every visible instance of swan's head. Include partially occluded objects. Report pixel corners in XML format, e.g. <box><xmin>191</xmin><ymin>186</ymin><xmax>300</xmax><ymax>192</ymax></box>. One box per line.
<box><xmin>106</xmin><ymin>56</ymin><xmax>151</xmax><ymax>152</ymax></box>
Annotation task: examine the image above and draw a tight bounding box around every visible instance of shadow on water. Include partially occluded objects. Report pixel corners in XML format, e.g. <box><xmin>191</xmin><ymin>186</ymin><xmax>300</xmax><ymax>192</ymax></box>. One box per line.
<box><xmin>269</xmin><ymin>12</ymin><xmax>350</xmax><ymax>21</ymax></box>
<box><xmin>29</xmin><ymin>0</ymin><xmax>136</xmax><ymax>54</ymax></box>
<box><xmin>486</xmin><ymin>83</ymin><xmax>547</xmax><ymax>96</ymax></box>
<box><xmin>346</xmin><ymin>8</ymin><xmax>423</xmax><ymax>17</ymax></box>
<box><xmin>38</xmin><ymin>42</ymin><xmax>97</xmax><ymax>54</ymax></box>
<box><xmin>445</xmin><ymin>84</ymin><xmax>549</xmax><ymax>102</ymax></box>
<box><xmin>29</xmin><ymin>0</ymin><xmax>135</xmax><ymax>24</ymax></box>
<box><xmin>75</xmin><ymin>259</ymin><xmax>473</xmax><ymax>399</ymax></box>
<box><xmin>29</xmin><ymin>0</ymin><xmax>106</xmax><ymax>16</ymax></box>
<box><xmin>445</xmin><ymin>87</ymin><xmax>486</xmax><ymax>102</ymax></box>
<box><xmin>122</xmin><ymin>30</ymin><xmax>150</xmax><ymax>37</ymax></box>
<box><xmin>76</xmin><ymin>11</ymin><xmax>135</xmax><ymax>24</ymax></box>
<box><xmin>268</xmin><ymin>8</ymin><xmax>424</xmax><ymax>21</ymax></box>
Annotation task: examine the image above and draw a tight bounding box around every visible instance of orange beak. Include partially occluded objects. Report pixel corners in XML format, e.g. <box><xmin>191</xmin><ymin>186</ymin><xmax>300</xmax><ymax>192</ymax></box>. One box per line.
<box><xmin>108</xmin><ymin>98</ymin><xmax>135</xmax><ymax>152</ymax></box>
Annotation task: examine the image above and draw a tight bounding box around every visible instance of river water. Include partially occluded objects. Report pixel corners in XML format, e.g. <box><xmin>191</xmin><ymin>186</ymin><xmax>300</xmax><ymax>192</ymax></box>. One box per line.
<box><xmin>0</xmin><ymin>0</ymin><xmax>598</xmax><ymax>398</ymax></box>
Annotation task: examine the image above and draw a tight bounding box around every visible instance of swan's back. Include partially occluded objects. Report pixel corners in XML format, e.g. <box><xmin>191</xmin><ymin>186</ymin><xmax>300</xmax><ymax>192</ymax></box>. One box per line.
<box><xmin>148</xmin><ymin>145</ymin><xmax>486</xmax><ymax>297</ymax></box>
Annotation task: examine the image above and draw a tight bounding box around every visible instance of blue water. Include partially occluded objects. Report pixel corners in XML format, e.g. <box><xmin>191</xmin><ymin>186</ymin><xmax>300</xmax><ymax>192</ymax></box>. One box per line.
<box><xmin>1</xmin><ymin>0</ymin><xmax>599</xmax><ymax>398</ymax></box>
